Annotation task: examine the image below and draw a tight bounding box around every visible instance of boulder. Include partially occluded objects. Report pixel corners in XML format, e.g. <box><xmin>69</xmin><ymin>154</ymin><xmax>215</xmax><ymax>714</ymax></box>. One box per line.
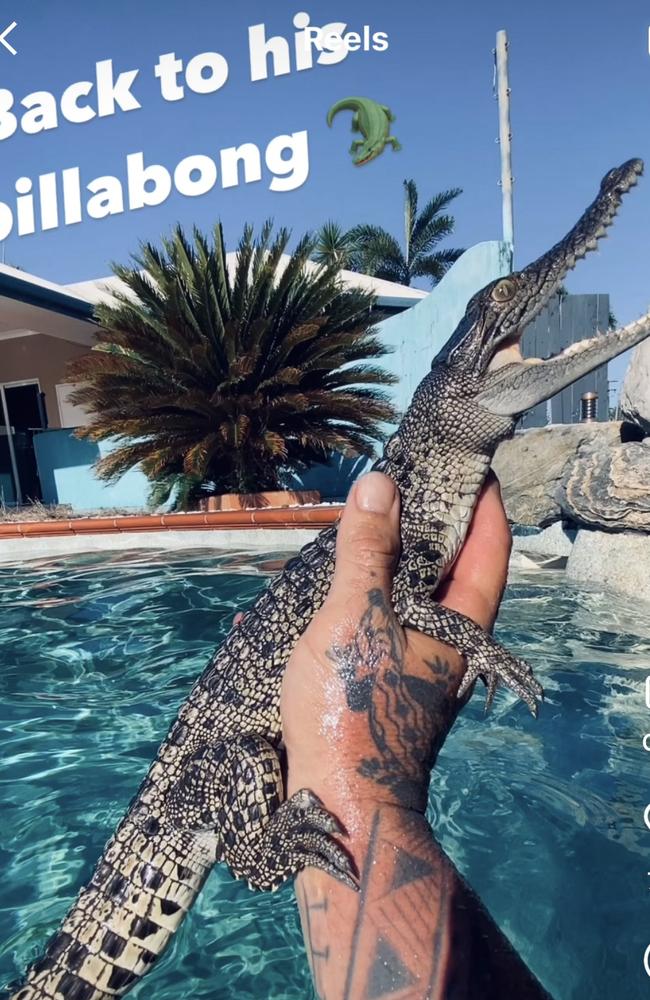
<box><xmin>557</xmin><ymin>440</ymin><xmax>650</xmax><ymax>532</ymax></box>
<box><xmin>621</xmin><ymin>339</ymin><xmax>650</xmax><ymax>435</ymax></box>
<box><xmin>492</xmin><ymin>422</ymin><xmax>622</xmax><ymax>527</ymax></box>
<box><xmin>566</xmin><ymin>529</ymin><xmax>650</xmax><ymax>602</ymax></box>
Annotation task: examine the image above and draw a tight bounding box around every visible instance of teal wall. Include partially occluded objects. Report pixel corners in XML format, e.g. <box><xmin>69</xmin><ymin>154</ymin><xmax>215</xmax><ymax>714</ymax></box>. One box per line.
<box><xmin>33</xmin><ymin>241</ymin><xmax>511</xmax><ymax>510</ymax></box>
<box><xmin>34</xmin><ymin>431</ymin><xmax>151</xmax><ymax>510</ymax></box>
<box><xmin>291</xmin><ymin>240</ymin><xmax>512</xmax><ymax>498</ymax></box>
<box><xmin>0</xmin><ymin>472</ymin><xmax>16</xmax><ymax>505</ymax></box>
<box><xmin>377</xmin><ymin>240</ymin><xmax>511</xmax><ymax>414</ymax></box>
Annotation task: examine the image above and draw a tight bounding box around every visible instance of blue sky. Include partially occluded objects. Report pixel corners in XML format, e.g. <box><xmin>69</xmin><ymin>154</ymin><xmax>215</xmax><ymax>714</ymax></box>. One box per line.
<box><xmin>2</xmin><ymin>0</ymin><xmax>649</xmax><ymax>389</ymax></box>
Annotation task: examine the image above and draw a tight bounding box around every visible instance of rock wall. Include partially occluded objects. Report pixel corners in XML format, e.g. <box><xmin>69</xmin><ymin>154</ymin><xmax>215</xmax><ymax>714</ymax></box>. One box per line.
<box><xmin>492</xmin><ymin>423</ymin><xmax>622</xmax><ymax>526</ymax></box>
<box><xmin>558</xmin><ymin>441</ymin><xmax>650</xmax><ymax>532</ymax></box>
<box><xmin>566</xmin><ymin>530</ymin><xmax>650</xmax><ymax>597</ymax></box>
<box><xmin>495</xmin><ymin>422</ymin><xmax>650</xmax><ymax>602</ymax></box>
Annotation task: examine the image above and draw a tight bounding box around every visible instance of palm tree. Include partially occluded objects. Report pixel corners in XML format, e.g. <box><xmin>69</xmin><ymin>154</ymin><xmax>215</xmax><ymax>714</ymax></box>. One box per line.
<box><xmin>350</xmin><ymin>180</ymin><xmax>464</xmax><ymax>287</ymax></box>
<box><xmin>312</xmin><ymin>221</ymin><xmax>360</xmax><ymax>271</ymax></box>
<box><xmin>67</xmin><ymin>222</ymin><xmax>398</xmax><ymax>509</ymax></box>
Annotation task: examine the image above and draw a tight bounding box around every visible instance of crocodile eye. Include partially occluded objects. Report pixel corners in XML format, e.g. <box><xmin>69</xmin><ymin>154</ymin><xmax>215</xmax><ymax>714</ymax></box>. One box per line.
<box><xmin>491</xmin><ymin>279</ymin><xmax>516</xmax><ymax>303</ymax></box>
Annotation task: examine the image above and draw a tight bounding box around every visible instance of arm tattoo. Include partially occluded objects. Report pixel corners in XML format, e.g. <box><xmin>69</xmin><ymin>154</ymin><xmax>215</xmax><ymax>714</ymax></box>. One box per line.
<box><xmin>347</xmin><ymin>812</ymin><xmax>452</xmax><ymax>1000</ymax></box>
<box><xmin>327</xmin><ymin>588</ymin><xmax>457</xmax><ymax>810</ymax></box>
<box><xmin>299</xmin><ymin>592</ymin><xmax>552</xmax><ymax>1000</ymax></box>
<box><xmin>298</xmin><ymin>883</ymin><xmax>330</xmax><ymax>1000</ymax></box>
<box><xmin>300</xmin><ymin>808</ymin><xmax>554</xmax><ymax>1000</ymax></box>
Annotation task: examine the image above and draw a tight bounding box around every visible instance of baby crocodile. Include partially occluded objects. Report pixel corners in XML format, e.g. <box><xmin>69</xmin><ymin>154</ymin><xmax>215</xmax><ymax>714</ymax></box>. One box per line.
<box><xmin>327</xmin><ymin>96</ymin><xmax>401</xmax><ymax>165</ymax></box>
<box><xmin>8</xmin><ymin>159</ymin><xmax>650</xmax><ymax>999</ymax></box>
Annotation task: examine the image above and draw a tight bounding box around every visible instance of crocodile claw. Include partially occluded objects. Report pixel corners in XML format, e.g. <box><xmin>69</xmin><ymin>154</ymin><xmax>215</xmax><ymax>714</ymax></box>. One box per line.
<box><xmin>248</xmin><ymin>789</ymin><xmax>358</xmax><ymax>893</ymax></box>
<box><xmin>457</xmin><ymin>641</ymin><xmax>544</xmax><ymax>717</ymax></box>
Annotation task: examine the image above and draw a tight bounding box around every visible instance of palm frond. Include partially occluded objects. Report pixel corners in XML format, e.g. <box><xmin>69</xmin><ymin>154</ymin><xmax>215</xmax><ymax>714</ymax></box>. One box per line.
<box><xmin>348</xmin><ymin>181</ymin><xmax>463</xmax><ymax>288</ymax></box>
<box><xmin>412</xmin><ymin>248</ymin><xmax>465</xmax><ymax>282</ymax></box>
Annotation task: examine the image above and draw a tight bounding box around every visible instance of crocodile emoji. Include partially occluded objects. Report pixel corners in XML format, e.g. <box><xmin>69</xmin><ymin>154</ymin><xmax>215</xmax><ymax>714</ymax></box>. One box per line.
<box><xmin>327</xmin><ymin>96</ymin><xmax>401</xmax><ymax>165</ymax></box>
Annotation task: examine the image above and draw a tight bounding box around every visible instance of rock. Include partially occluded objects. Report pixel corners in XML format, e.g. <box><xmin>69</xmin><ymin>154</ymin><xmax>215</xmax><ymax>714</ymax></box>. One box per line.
<box><xmin>512</xmin><ymin>521</ymin><xmax>576</xmax><ymax>557</ymax></box>
<box><xmin>492</xmin><ymin>422</ymin><xmax>622</xmax><ymax>527</ymax></box>
<box><xmin>558</xmin><ymin>441</ymin><xmax>650</xmax><ymax>532</ymax></box>
<box><xmin>566</xmin><ymin>529</ymin><xmax>650</xmax><ymax>602</ymax></box>
<box><xmin>621</xmin><ymin>339</ymin><xmax>650</xmax><ymax>435</ymax></box>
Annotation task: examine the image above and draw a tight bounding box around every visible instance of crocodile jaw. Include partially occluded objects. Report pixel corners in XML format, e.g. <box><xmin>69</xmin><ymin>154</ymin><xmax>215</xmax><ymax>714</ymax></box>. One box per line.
<box><xmin>509</xmin><ymin>158</ymin><xmax>644</xmax><ymax>337</ymax></box>
<box><xmin>478</xmin><ymin>308</ymin><xmax>650</xmax><ymax>417</ymax></box>
<box><xmin>482</xmin><ymin>158</ymin><xmax>644</xmax><ymax>376</ymax></box>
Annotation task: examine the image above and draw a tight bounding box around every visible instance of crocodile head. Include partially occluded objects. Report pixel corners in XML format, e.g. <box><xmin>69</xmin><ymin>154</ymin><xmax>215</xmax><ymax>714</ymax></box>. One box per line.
<box><xmin>353</xmin><ymin>140</ymin><xmax>384</xmax><ymax>166</ymax></box>
<box><xmin>435</xmin><ymin>158</ymin><xmax>649</xmax><ymax>417</ymax></box>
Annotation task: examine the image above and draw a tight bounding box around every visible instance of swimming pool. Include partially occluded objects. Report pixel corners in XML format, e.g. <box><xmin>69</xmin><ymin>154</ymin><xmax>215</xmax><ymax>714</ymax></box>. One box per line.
<box><xmin>0</xmin><ymin>548</ymin><xmax>648</xmax><ymax>998</ymax></box>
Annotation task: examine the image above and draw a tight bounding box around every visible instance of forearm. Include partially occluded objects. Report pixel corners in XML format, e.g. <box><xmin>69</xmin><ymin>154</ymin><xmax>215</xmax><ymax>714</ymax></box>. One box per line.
<box><xmin>283</xmin><ymin>474</ymin><xmax>549</xmax><ymax>998</ymax></box>
<box><xmin>288</xmin><ymin>638</ymin><xmax>551</xmax><ymax>1000</ymax></box>
<box><xmin>287</xmin><ymin>635</ymin><xmax>465</xmax><ymax>999</ymax></box>
<box><xmin>296</xmin><ymin>803</ymin><xmax>452</xmax><ymax>1000</ymax></box>
<box><xmin>296</xmin><ymin>804</ymin><xmax>552</xmax><ymax>1000</ymax></box>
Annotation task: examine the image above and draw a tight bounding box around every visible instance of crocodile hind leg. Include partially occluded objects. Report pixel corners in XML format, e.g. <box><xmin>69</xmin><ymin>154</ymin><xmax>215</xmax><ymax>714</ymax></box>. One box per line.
<box><xmin>392</xmin><ymin>562</ymin><xmax>543</xmax><ymax>715</ymax></box>
<box><xmin>167</xmin><ymin>735</ymin><xmax>357</xmax><ymax>892</ymax></box>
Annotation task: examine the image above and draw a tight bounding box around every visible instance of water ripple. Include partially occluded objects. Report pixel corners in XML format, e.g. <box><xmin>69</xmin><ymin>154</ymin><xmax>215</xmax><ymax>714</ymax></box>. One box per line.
<box><xmin>1</xmin><ymin>550</ymin><xmax>649</xmax><ymax>998</ymax></box>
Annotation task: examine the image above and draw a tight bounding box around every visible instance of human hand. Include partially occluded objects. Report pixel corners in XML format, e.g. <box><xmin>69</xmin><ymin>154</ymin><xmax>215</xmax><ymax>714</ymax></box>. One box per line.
<box><xmin>280</xmin><ymin>469</ymin><xmax>512</xmax><ymax>821</ymax></box>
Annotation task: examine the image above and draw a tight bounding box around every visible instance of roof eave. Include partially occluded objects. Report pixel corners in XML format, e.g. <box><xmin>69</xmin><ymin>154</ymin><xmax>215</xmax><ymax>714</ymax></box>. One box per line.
<box><xmin>0</xmin><ymin>270</ymin><xmax>96</xmax><ymax>324</ymax></box>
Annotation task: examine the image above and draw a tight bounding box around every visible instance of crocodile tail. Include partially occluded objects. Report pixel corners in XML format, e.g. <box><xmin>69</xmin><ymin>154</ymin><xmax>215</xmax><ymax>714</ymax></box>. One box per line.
<box><xmin>326</xmin><ymin>97</ymin><xmax>364</xmax><ymax>126</ymax></box>
<box><xmin>9</xmin><ymin>797</ymin><xmax>215</xmax><ymax>998</ymax></box>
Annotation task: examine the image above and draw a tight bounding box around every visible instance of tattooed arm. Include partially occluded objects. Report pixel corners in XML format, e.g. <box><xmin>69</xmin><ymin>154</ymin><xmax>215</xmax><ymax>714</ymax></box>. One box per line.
<box><xmin>281</xmin><ymin>472</ymin><xmax>553</xmax><ymax>1000</ymax></box>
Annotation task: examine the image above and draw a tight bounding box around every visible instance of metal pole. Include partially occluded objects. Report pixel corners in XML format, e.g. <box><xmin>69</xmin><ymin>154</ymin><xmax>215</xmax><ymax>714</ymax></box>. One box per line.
<box><xmin>580</xmin><ymin>391</ymin><xmax>598</xmax><ymax>422</ymax></box>
<box><xmin>495</xmin><ymin>29</ymin><xmax>514</xmax><ymax>262</ymax></box>
<box><xmin>0</xmin><ymin>385</ymin><xmax>22</xmax><ymax>505</ymax></box>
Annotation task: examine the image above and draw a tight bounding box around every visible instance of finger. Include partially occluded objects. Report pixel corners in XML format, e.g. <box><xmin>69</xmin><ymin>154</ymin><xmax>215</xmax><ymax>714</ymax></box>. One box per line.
<box><xmin>329</xmin><ymin>471</ymin><xmax>401</xmax><ymax>607</ymax></box>
<box><xmin>232</xmin><ymin>612</ymin><xmax>244</xmax><ymax>627</ymax></box>
<box><xmin>436</xmin><ymin>473</ymin><xmax>511</xmax><ymax>631</ymax></box>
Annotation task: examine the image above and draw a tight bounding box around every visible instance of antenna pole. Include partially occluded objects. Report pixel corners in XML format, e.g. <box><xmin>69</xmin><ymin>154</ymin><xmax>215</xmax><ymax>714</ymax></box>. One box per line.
<box><xmin>495</xmin><ymin>29</ymin><xmax>514</xmax><ymax>265</ymax></box>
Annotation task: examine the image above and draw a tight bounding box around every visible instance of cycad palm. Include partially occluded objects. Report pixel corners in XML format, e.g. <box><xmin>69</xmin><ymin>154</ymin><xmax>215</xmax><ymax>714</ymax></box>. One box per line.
<box><xmin>351</xmin><ymin>180</ymin><xmax>464</xmax><ymax>287</ymax></box>
<box><xmin>67</xmin><ymin>222</ymin><xmax>398</xmax><ymax>508</ymax></box>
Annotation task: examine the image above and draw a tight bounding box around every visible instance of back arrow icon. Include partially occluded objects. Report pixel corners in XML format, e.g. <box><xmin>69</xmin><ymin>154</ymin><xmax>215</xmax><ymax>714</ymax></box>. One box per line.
<box><xmin>0</xmin><ymin>21</ymin><xmax>17</xmax><ymax>55</ymax></box>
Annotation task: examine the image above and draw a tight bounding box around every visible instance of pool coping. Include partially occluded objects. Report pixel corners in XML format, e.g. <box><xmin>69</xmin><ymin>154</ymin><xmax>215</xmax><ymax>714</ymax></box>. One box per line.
<box><xmin>0</xmin><ymin>507</ymin><xmax>570</xmax><ymax>571</ymax></box>
<box><xmin>0</xmin><ymin>505</ymin><xmax>342</xmax><ymax>537</ymax></box>
<box><xmin>0</xmin><ymin>506</ymin><xmax>343</xmax><ymax>562</ymax></box>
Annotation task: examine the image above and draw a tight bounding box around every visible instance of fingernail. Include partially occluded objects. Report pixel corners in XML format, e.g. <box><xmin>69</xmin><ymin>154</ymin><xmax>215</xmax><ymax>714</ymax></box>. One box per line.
<box><xmin>355</xmin><ymin>472</ymin><xmax>396</xmax><ymax>514</ymax></box>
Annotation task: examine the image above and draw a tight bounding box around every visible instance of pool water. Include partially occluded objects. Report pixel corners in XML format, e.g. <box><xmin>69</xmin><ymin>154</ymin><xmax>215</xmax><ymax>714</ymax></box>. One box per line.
<box><xmin>0</xmin><ymin>548</ymin><xmax>649</xmax><ymax>999</ymax></box>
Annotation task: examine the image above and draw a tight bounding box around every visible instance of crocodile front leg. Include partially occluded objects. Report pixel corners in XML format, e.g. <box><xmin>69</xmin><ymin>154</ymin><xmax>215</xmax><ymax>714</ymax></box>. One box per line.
<box><xmin>167</xmin><ymin>735</ymin><xmax>357</xmax><ymax>891</ymax></box>
<box><xmin>393</xmin><ymin>550</ymin><xmax>543</xmax><ymax>716</ymax></box>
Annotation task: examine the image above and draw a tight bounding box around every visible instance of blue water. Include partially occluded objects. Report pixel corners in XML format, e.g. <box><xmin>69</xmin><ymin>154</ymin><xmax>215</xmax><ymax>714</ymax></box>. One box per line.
<box><xmin>0</xmin><ymin>548</ymin><xmax>649</xmax><ymax>999</ymax></box>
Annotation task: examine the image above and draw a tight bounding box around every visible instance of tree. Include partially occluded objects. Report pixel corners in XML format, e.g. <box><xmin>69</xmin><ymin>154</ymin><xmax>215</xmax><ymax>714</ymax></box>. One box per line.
<box><xmin>312</xmin><ymin>220</ymin><xmax>360</xmax><ymax>271</ymax></box>
<box><xmin>349</xmin><ymin>180</ymin><xmax>464</xmax><ymax>287</ymax></box>
<box><xmin>67</xmin><ymin>222</ymin><xmax>399</xmax><ymax>509</ymax></box>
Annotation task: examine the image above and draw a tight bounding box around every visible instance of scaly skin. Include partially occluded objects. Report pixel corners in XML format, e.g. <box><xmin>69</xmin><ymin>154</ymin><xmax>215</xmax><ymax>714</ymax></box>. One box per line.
<box><xmin>326</xmin><ymin>97</ymin><xmax>401</xmax><ymax>164</ymax></box>
<box><xmin>7</xmin><ymin>159</ymin><xmax>650</xmax><ymax>999</ymax></box>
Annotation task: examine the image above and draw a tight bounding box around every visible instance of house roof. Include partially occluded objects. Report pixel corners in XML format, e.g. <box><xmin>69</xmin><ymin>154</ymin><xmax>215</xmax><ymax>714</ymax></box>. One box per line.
<box><xmin>0</xmin><ymin>256</ymin><xmax>425</xmax><ymax>347</ymax></box>
<box><xmin>0</xmin><ymin>262</ymin><xmax>95</xmax><ymax>345</ymax></box>
<box><xmin>66</xmin><ymin>254</ymin><xmax>427</xmax><ymax>309</ymax></box>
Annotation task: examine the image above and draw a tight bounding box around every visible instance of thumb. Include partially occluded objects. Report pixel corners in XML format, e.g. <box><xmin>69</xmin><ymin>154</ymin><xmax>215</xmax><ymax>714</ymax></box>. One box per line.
<box><xmin>328</xmin><ymin>471</ymin><xmax>401</xmax><ymax>608</ymax></box>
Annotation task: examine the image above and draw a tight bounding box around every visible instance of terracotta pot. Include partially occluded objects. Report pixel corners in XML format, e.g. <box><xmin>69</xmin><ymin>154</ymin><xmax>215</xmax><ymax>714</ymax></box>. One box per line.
<box><xmin>202</xmin><ymin>490</ymin><xmax>321</xmax><ymax>512</ymax></box>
